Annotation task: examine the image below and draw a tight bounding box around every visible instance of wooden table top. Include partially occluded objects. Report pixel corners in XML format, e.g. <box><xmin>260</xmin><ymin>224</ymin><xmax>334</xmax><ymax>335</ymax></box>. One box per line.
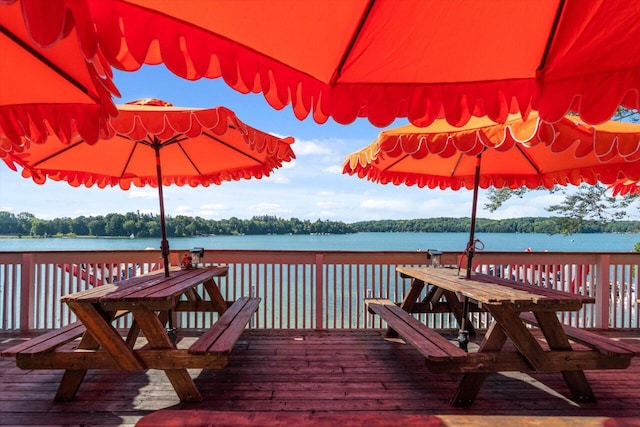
<box><xmin>61</xmin><ymin>266</ymin><xmax>228</xmax><ymax>305</ymax></box>
<box><xmin>396</xmin><ymin>266</ymin><xmax>594</xmax><ymax>311</ymax></box>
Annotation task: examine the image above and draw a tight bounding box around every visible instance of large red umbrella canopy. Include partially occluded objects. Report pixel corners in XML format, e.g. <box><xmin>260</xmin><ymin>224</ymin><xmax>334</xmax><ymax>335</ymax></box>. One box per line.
<box><xmin>6</xmin><ymin>98</ymin><xmax>295</xmax><ymax>276</ymax></box>
<box><xmin>15</xmin><ymin>0</ymin><xmax>640</xmax><ymax>127</ymax></box>
<box><xmin>0</xmin><ymin>0</ymin><xmax>119</xmax><ymax>158</ymax></box>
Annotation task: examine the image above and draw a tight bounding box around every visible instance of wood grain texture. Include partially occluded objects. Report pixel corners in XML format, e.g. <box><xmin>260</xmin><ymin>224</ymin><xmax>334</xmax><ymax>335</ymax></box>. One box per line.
<box><xmin>0</xmin><ymin>329</ymin><xmax>640</xmax><ymax>427</ymax></box>
<box><xmin>189</xmin><ymin>297</ymin><xmax>260</xmax><ymax>355</ymax></box>
<box><xmin>1</xmin><ymin>329</ymin><xmax>639</xmax><ymax>426</ymax></box>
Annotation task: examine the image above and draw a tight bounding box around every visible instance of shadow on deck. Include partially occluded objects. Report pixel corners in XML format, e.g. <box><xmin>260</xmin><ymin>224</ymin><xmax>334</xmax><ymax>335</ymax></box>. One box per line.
<box><xmin>1</xmin><ymin>329</ymin><xmax>640</xmax><ymax>426</ymax></box>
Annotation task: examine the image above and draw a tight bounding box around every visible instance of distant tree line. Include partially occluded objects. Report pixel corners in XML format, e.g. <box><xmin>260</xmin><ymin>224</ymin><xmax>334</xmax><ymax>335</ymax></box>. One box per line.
<box><xmin>0</xmin><ymin>212</ymin><xmax>355</xmax><ymax>237</ymax></box>
<box><xmin>350</xmin><ymin>217</ymin><xmax>640</xmax><ymax>234</ymax></box>
<box><xmin>2</xmin><ymin>211</ymin><xmax>640</xmax><ymax>238</ymax></box>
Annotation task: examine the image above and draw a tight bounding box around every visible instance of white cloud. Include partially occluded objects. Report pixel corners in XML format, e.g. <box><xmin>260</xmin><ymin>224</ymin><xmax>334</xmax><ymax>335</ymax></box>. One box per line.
<box><xmin>490</xmin><ymin>205</ymin><xmax>545</xmax><ymax>219</ymax></box>
<box><xmin>281</xmin><ymin>159</ymin><xmax>296</xmax><ymax>169</ymax></box>
<box><xmin>267</xmin><ymin>174</ymin><xmax>291</xmax><ymax>184</ymax></box>
<box><xmin>201</xmin><ymin>203</ymin><xmax>227</xmax><ymax>211</ymax></box>
<box><xmin>169</xmin><ymin>203</ymin><xmax>233</xmax><ymax>218</ymax></box>
<box><xmin>418</xmin><ymin>196</ymin><xmax>472</xmax><ymax>218</ymax></box>
<box><xmin>195</xmin><ymin>210</ymin><xmax>221</xmax><ymax>218</ymax></box>
<box><xmin>322</xmin><ymin>165</ymin><xmax>343</xmax><ymax>174</ymax></box>
<box><xmin>294</xmin><ymin>139</ymin><xmax>333</xmax><ymax>156</ymax></box>
<box><xmin>129</xmin><ymin>190</ymin><xmax>158</xmax><ymax>199</ymax></box>
<box><xmin>315</xmin><ymin>210</ymin><xmax>340</xmax><ymax>219</ymax></box>
<box><xmin>316</xmin><ymin>201</ymin><xmax>345</xmax><ymax>209</ymax></box>
<box><xmin>360</xmin><ymin>199</ymin><xmax>413</xmax><ymax>212</ymax></box>
<box><xmin>248</xmin><ymin>203</ymin><xmax>292</xmax><ymax>215</ymax></box>
<box><xmin>476</xmin><ymin>191</ymin><xmax>561</xmax><ymax>219</ymax></box>
<box><xmin>533</xmin><ymin>193</ymin><xmax>565</xmax><ymax>206</ymax></box>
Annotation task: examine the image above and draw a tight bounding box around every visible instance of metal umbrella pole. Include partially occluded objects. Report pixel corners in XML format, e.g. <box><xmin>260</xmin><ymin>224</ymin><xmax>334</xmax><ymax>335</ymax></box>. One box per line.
<box><xmin>153</xmin><ymin>140</ymin><xmax>177</xmax><ymax>345</ymax></box>
<box><xmin>154</xmin><ymin>143</ymin><xmax>171</xmax><ymax>279</ymax></box>
<box><xmin>465</xmin><ymin>153</ymin><xmax>482</xmax><ymax>279</ymax></box>
<box><xmin>458</xmin><ymin>152</ymin><xmax>482</xmax><ymax>350</ymax></box>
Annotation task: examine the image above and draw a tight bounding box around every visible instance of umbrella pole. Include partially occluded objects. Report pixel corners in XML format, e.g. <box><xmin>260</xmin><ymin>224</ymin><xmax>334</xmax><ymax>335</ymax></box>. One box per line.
<box><xmin>466</xmin><ymin>154</ymin><xmax>482</xmax><ymax>279</ymax></box>
<box><xmin>154</xmin><ymin>148</ymin><xmax>171</xmax><ymax>278</ymax></box>
<box><xmin>459</xmin><ymin>153</ymin><xmax>482</xmax><ymax>351</ymax></box>
<box><xmin>155</xmin><ymin>146</ymin><xmax>177</xmax><ymax>346</ymax></box>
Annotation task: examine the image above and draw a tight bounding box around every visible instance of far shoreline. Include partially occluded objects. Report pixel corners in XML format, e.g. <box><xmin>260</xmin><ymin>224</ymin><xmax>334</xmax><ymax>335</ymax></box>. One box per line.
<box><xmin>3</xmin><ymin>230</ymin><xmax>640</xmax><ymax>240</ymax></box>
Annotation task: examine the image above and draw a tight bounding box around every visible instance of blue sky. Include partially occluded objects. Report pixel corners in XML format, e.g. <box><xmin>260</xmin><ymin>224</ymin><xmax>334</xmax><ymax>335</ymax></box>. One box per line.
<box><xmin>0</xmin><ymin>66</ymin><xmax>563</xmax><ymax>223</ymax></box>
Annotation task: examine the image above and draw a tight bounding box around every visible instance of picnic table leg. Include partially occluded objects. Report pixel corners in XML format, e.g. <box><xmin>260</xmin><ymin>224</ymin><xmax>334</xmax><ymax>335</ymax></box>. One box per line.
<box><xmin>67</xmin><ymin>302</ymin><xmax>144</xmax><ymax>371</ymax></box>
<box><xmin>125</xmin><ymin>319</ymin><xmax>141</xmax><ymax>348</ymax></box>
<box><xmin>442</xmin><ymin>289</ymin><xmax>476</xmax><ymax>337</ymax></box>
<box><xmin>54</xmin><ymin>330</ymin><xmax>101</xmax><ymax>401</ymax></box>
<box><xmin>55</xmin><ymin>371</ymin><xmax>88</xmax><ymax>401</ymax></box>
<box><xmin>450</xmin><ymin>320</ymin><xmax>508</xmax><ymax>407</ymax></box>
<box><xmin>534</xmin><ymin>311</ymin><xmax>596</xmax><ymax>402</ymax></box>
<box><xmin>203</xmin><ymin>278</ymin><xmax>228</xmax><ymax>314</ymax></box>
<box><xmin>386</xmin><ymin>278</ymin><xmax>426</xmax><ymax>337</ymax></box>
<box><xmin>132</xmin><ymin>309</ymin><xmax>203</xmax><ymax>402</ymax></box>
<box><xmin>486</xmin><ymin>305</ymin><xmax>550</xmax><ymax>371</ymax></box>
<box><xmin>400</xmin><ymin>278</ymin><xmax>425</xmax><ymax>312</ymax></box>
<box><xmin>421</xmin><ymin>285</ymin><xmax>442</xmax><ymax>306</ymax></box>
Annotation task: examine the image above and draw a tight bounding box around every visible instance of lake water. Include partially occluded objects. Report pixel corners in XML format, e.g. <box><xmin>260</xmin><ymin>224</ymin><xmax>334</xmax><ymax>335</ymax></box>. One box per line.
<box><xmin>1</xmin><ymin>232</ymin><xmax>640</xmax><ymax>252</ymax></box>
<box><xmin>3</xmin><ymin>232</ymin><xmax>638</xmax><ymax>329</ymax></box>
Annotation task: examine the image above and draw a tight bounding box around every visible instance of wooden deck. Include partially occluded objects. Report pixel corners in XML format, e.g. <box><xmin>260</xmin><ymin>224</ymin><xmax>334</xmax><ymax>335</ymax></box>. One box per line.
<box><xmin>1</xmin><ymin>329</ymin><xmax>640</xmax><ymax>426</ymax></box>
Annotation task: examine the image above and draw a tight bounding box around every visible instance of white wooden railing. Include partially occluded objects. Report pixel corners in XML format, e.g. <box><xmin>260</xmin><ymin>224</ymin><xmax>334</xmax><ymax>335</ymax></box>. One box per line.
<box><xmin>0</xmin><ymin>250</ymin><xmax>638</xmax><ymax>331</ymax></box>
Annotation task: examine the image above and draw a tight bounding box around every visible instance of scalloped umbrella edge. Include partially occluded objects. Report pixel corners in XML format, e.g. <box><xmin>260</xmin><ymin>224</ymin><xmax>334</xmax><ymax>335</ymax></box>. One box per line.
<box><xmin>6</xmin><ymin>98</ymin><xmax>296</xmax><ymax>278</ymax></box>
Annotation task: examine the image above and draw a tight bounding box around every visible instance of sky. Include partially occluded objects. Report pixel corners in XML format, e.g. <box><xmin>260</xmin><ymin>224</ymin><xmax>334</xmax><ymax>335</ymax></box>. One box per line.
<box><xmin>0</xmin><ymin>65</ymin><xmax>565</xmax><ymax>223</ymax></box>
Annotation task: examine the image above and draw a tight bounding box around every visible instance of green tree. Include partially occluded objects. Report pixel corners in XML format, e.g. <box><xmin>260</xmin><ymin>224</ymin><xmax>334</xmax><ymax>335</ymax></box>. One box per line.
<box><xmin>30</xmin><ymin>219</ymin><xmax>48</xmax><ymax>236</ymax></box>
<box><xmin>123</xmin><ymin>219</ymin><xmax>137</xmax><ymax>236</ymax></box>
<box><xmin>88</xmin><ymin>219</ymin><xmax>106</xmax><ymax>236</ymax></box>
<box><xmin>0</xmin><ymin>212</ymin><xmax>22</xmax><ymax>235</ymax></box>
<box><xmin>486</xmin><ymin>184</ymin><xmax>638</xmax><ymax>235</ymax></box>
<box><xmin>546</xmin><ymin>185</ymin><xmax>636</xmax><ymax>235</ymax></box>
<box><xmin>70</xmin><ymin>216</ymin><xmax>90</xmax><ymax>236</ymax></box>
<box><xmin>50</xmin><ymin>217</ymin><xmax>71</xmax><ymax>235</ymax></box>
<box><xmin>145</xmin><ymin>220</ymin><xmax>160</xmax><ymax>237</ymax></box>
<box><xmin>485</xmin><ymin>107</ymin><xmax>640</xmax><ymax>236</ymax></box>
<box><xmin>16</xmin><ymin>212</ymin><xmax>35</xmax><ymax>235</ymax></box>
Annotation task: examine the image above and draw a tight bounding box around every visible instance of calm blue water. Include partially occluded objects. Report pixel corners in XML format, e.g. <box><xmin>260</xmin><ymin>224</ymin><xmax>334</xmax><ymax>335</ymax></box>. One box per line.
<box><xmin>1</xmin><ymin>232</ymin><xmax>639</xmax><ymax>252</ymax></box>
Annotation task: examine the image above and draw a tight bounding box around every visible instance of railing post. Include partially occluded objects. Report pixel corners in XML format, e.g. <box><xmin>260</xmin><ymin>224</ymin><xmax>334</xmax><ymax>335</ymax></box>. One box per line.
<box><xmin>366</xmin><ymin>288</ymin><xmax>373</xmax><ymax>328</ymax></box>
<box><xmin>315</xmin><ymin>253</ymin><xmax>324</xmax><ymax>329</ymax></box>
<box><xmin>595</xmin><ymin>254</ymin><xmax>610</xmax><ymax>329</ymax></box>
<box><xmin>20</xmin><ymin>253</ymin><xmax>36</xmax><ymax>331</ymax></box>
<box><xmin>251</xmin><ymin>284</ymin><xmax>256</xmax><ymax>328</ymax></box>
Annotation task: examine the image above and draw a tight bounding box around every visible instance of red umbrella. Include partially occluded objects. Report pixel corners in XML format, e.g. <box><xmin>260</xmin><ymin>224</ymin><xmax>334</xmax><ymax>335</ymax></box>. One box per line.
<box><xmin>0</xmin><ymin>0</ymin><xmax>119</xmax><ymax>158</ymax></box>
<box><xmin>610</xmin><ymin>180</ymin><xmax>640</xmax><ymax>196</ymax></box>
<box><xmin>6</xmin><ymin>98</ymin><xmax>296</xmax><ymax>277</ymax></box>
<box><xmin>344</xmin><ymin>113</ymin><xmax>640</xmax><ymax>262</ymax></box>
<box><xmin>14</xmin><ymin>0</ymin><xmax>640</xmax><ymax>127</ymax></box>
<box><xmin>346</xmin><ymin>115</ymin><xmax>640</xmax><ymax>187</ymax></box>
<box><xmin>343</xmin><ymin>113</ymin><xmax>640</xmax><ymax>348</ymax></box>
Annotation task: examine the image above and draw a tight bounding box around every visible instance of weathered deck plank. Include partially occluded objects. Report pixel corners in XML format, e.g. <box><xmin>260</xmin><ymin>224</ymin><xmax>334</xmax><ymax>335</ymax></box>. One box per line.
<box><xmin>1</xmin><ymin>329</ymin><xmax>639</xmax><ymax>426</ymax></box>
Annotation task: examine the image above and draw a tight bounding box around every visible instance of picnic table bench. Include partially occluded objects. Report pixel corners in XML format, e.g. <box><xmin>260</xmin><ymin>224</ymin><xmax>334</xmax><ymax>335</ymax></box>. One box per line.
<box><xmin>366</xmin><ymin>299</ymin><xmax>467</xmax><ymax>363</ymax></box>
<box><xmin>2</xmin><ymin>266</ymin><xmax>260</xmax><ymax>402</ymax></box>
<box><xmin>366</xmin><ymin>266</ymin><xmax>637</xmax><ymax>407</ymax></box>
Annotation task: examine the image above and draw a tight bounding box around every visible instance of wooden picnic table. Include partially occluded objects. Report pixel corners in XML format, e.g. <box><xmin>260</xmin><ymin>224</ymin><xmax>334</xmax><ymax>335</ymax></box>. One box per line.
<box><xmin>2</xmin><ymin>266</ymin><xmax>260</xmax><ymax>402</ymax></box>
<box><xmin>366</xmin><ymin>266</ymin><xmax>637</xmax><ymax>406</ymax></box>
